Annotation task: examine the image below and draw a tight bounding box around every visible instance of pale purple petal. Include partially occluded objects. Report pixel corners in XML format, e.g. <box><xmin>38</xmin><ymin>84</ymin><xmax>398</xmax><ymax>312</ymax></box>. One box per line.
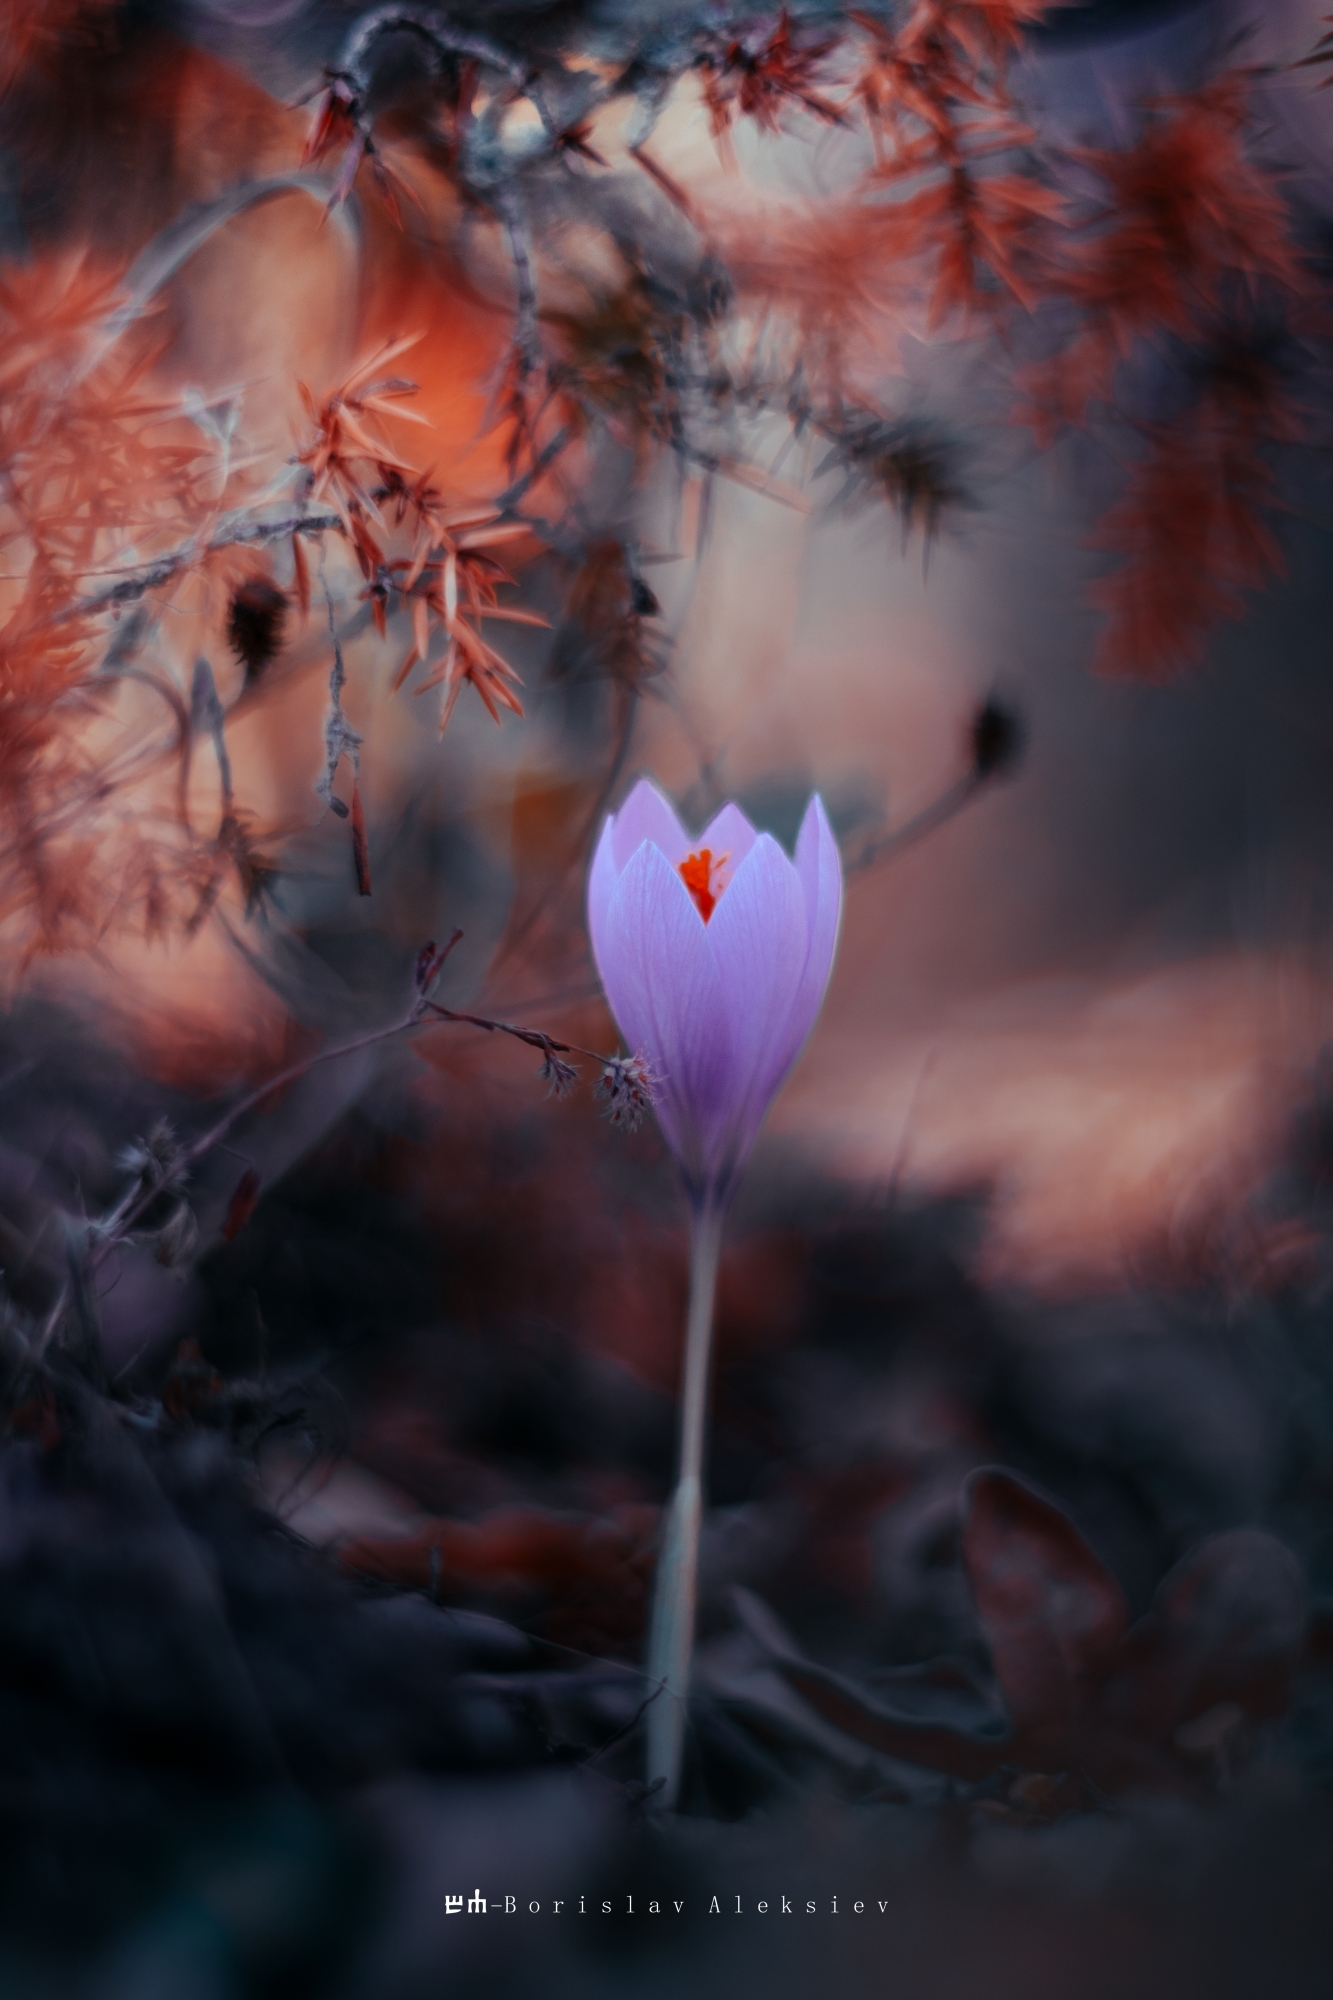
<box><xmin>586</xmin><ymin>784</ymin><xmax>843</xmax><ymax>1203</ymax></box>
<box><xmin>586</xmin><ymin>812</ymin><xmax>621</xmax><ymax>984</ymax></box>
<box><xmin>610</xmin><ymin>777</ymin><xmax>691</xmax><ymax>873</ymax></box>
<box><xmin>696</xmin><ymin>801</ymin><xmax>759</xmax><ymax>891</ymax></box>
<box><xmin>793</xmin><ymin>792</ymin><xmax>843</xmax><ymax>1009</ymax></box>
<box><xmin>705</xmin><ymin>833</ymin><xmax>809</xmax><ymax>1167</ymax></box>
<box><xmin>766</xmin><ymin>792</ymin><xmax>843</xmax><ymax>1088</ymax></box>
<box><xmin>596</xmin><ymin>840</ymin><xmax>731</xmax><ymax>1180</ymax></box>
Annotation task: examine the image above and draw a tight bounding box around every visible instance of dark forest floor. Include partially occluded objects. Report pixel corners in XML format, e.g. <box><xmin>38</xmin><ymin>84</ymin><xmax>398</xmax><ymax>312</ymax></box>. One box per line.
<box><xmin>3</xmin><ymin>1010</ymin><xmax>1333</xmax><ymax>1998</ymax></box>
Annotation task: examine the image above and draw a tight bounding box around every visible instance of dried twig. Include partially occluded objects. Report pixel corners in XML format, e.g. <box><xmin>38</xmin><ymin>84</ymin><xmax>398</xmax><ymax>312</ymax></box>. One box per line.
<box><xmin>848</xmin><ymin>700</ymin><xmax>1024</xmax><ymax>875</ymax></box>
<box><xmin>32</xmin><ymin>932</ymin><xmax>648</xmax><ymax>1360</ymax></box>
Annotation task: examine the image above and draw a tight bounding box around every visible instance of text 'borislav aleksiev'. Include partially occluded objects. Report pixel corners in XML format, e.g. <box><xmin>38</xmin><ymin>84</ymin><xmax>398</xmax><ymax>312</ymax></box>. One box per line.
<box><xmin>442</xmin><ymin>1894</ymin><xmax>888</xmax><ymax>1915</ymax></box>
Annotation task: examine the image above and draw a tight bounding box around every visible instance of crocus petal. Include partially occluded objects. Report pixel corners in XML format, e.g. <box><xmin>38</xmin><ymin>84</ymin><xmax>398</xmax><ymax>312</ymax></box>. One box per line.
<box><xmin>782</xmin><ymin>791</ymin><xmax>843</xmax><ymax>1073</ymax></box>
<box><xmin>587</xmin><ymin>784</ymin><xmax>843</xmax><ymax>1203</ymax></box>
<box><xmin>696</xmin><ymin>801</ymin><xmax>759</xmax><ymax>889</ymax></box>
<box><xmin>704</xmin><ymin>832</ymin><xmax>809</xmax><ymax>1174</ymax></box>
<box><xmin>610</xmin><ymin>777</ymin><xmax>691</xmax><ymax>873</ymax></box>
<box><xmin>585</xmin><ymin>812</ymin><xmax>621</xmax><ymax>987</ymax></box>
<box><xmin>597</xmin><ymin>839</ymin><xmax>731</xmax><ymax>1182</ymax></box>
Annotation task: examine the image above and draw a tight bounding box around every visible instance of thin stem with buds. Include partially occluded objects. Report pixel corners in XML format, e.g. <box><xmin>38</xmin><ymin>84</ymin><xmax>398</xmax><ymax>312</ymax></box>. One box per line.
<box><xmin>32</xmin><ymin>933</ymin><xmax>633</xmax><ymax>1362</ymax></box>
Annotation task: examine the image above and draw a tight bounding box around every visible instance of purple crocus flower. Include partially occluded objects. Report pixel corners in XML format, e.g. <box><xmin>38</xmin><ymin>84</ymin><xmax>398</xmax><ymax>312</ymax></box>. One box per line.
<box><xmin>586</xmin><ymin>777</ymin><xmax>842</xmax><ymax>1807</ymax></box>
<box><xmin>586</xmin><ymin>778</ymin><xmax>843</xmax><ymax>1204</ymax></box>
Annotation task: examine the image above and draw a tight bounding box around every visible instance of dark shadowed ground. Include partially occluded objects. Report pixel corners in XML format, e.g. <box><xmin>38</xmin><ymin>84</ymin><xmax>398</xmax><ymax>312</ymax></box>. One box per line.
<box><xmin>3</xmin><ymin>995</ymin><xmax>1333</xmax><ymax>1999</ymax></box>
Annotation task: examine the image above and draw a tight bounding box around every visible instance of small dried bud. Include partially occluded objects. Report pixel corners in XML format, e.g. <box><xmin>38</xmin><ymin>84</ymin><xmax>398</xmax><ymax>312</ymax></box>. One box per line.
<box><xmin>971</xmin><ymin>698</ymin><xmax>1024</xmax><ymax>781</ymax></box>
<box><xmin>413</xmin><ymin>931</ymin><xmax>462</xmax><ymax>995</ymax></box>
<box><xmin>116</xmin><ymin>1118</ymin><xmax>185</xmax><ymax>1191</ymax></box>
<box><xmin>227</xmin><ymin>578</ymin><xmax>288</xmax><ymax>681</ymax></box>
<box><xmin>596</xmin><ymin>1052</ymin><xmax>657</xmax><ymax>1133</ymax></box>
<box><xmin>538</xmin><ymin>1049</ymin><xmax>580</xmax><ymax>1099</ymax></box>
<box><xmin>154</xmin><ymin>1202</ymin><xmax>199</xmax><ymax>1269</ymax></box>
<box><xmin>221</xmin><ymin>1167</ymin><xmax>262</xmax><ymax>1242</ymax></box>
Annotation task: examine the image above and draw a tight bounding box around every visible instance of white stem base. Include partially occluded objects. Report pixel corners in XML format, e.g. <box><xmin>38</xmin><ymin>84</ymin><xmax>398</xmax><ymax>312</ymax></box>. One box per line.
<box><xmin>643</xmin><ymin>1198</ymin><xmax>724</xmax><ymax>1809</ymax></box>
<box><xmin>644</xmin><ymin>1474</ymin><xmax>701</xmax><ymax>1804</ymax></box>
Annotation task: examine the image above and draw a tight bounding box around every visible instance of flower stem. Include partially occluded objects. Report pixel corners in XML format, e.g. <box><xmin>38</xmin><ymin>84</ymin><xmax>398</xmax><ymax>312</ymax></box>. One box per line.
<box><xmin>645</xmin><ymin>1195</ymin><xmax>725</xmax><ymax>1808</ymax></box>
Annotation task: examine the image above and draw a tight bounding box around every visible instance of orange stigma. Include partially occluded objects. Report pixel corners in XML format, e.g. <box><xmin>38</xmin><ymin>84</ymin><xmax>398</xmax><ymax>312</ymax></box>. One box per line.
<box><xmin>678</xmin><ymin>847</ymin><xmax>727</xmax><ymax>922</ymax></box>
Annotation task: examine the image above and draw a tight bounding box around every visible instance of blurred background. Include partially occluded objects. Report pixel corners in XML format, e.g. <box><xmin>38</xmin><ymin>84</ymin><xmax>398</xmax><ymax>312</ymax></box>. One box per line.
<box><xmin>4</xmin><ymin>2</ymin><xmax>1333</xmax><ymax>1995</ymax></box>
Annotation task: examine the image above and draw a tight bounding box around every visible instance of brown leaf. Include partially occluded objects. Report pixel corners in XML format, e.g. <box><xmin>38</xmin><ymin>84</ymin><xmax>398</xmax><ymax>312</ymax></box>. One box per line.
<box><xmin>220</xmin><ymin>1166</ymin><xmax>262</xmax><ymax>1242</ymax></box>
<box><xmin>339</xmin><ymin>1504</ymin><xmax>657</xmax><ymax>1649</ymax></box>
<box><xmin>963</xmin><ymin>1468</ymin><xmax>1127</xmax><ymax>1764</ymax></box>
<box><xmin>1099</xmin><ymin>1529</ymin><xmax>1307</xmax><ymax>1748</ymax></box>
<box><xmin>734</xmin><ymin>1589</ymin><xmax>1011</xmax><ymax>1780</ymax></box>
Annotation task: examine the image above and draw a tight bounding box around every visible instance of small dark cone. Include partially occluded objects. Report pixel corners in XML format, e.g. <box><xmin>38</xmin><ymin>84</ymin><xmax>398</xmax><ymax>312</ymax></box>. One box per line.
<box><xmin>971</xmin><ymin>698</ymin><xmax>1025</xmax><ymax>781</ymax></box>
<box><xmin>227</xmin><ymin>578</ymin><xmax>288</xmax><ymax>681</ymax></box>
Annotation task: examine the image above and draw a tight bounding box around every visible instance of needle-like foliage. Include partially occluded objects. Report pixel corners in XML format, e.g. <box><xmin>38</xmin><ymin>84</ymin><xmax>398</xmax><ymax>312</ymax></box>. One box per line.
<box><xmin>0</xmin><ymin>0</ymin><xmax>1319</xmax><ymax>960</ymax></box>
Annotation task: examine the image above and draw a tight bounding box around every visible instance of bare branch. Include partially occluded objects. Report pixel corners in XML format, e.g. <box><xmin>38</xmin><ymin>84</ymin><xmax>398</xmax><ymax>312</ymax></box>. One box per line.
<box><xmin>491</xmin><ymin>181</ymin><xmax>541</xmax><ymax>375</ymax></box>
<box><xmin>68</xmin><ymin>513</ymin><xmax>344</xmax><ymax>624</ymax></box>
<box><xmin>337</xmin><ymin>6</ymin><xmax>527</xmax><ymax>94</ymax></box>
<box><xmin>846</xmin><ymin>772</ymin><xmax>985</xmax><ymax>875</ymax></box>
